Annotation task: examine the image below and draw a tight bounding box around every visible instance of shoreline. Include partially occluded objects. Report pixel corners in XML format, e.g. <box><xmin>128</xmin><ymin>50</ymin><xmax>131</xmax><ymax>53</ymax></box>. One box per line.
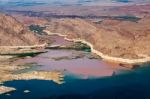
<box><xmin>0</xmin><ymin>86</ymin><xmax>16</xmax><ymax>95</ymax></box>
<box><xmin>0</xmin><ymin>43</ymin><xmax>47</xmax><ymax>49</ymax></box>
<box><xmin>0</xmin><ymin>43</ymin><xmax>47</xmax><ymax>55</ymax></box>
<box><xmin>44</xmin><ymin>30</ymin><xmax>150</xmax><ymax>64</ymax></box>
<box><xmin>0</xmin><ymin>70</ymin><xmax>64</xmax><ymax>95</ymax></box>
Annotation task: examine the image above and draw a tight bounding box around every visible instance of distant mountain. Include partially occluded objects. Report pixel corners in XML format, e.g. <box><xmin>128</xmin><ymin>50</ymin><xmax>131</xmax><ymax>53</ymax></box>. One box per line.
<box><xmin>0</xmin><ymin>0</ymin><xmax>150</xmax><ymax>7</ymax></box>
<box><xmin>0</xmin><ymin>13</ymin><xmax>42</xmax><ymax>46</ymax></box>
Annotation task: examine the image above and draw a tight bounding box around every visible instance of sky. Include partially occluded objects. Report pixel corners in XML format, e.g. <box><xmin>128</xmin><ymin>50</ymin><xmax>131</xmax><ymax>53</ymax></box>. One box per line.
<box><xmin>0</xmin><ymin>0</ymin><xmax>150</xmax><ymax>6</ymax></box>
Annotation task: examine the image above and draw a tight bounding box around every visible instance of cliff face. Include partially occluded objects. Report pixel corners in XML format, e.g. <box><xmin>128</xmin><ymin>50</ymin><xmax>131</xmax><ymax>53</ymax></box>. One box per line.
<box><xmin>46</xmin><ymin>18</ymin><xmax>150</xmax><ymax>59</ymax></box>
<box><xmin>0</xmin><ymin>13</ymin><xmax>42</xmax><ymax>46</ymax></box>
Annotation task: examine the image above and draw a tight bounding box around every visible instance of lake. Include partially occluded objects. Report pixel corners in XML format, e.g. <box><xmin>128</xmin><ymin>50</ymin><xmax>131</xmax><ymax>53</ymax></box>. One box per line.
<box><xmin>0</xmin><ymin>35</ymin><xmax>150</xmax><ymax>99</ymax></box>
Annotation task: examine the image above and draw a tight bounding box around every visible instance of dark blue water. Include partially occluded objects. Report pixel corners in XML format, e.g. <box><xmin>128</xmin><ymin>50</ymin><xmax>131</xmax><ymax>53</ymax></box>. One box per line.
<box><xmin>1</xmin><ymin>63</ymin><xmax>150</xmax><ymax>99</ymax></box>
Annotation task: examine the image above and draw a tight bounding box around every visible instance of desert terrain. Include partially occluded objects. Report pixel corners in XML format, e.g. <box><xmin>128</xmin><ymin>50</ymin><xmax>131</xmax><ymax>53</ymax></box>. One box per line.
<box><xmin>2</xmin><ymin>3</ymin><xmax>149</xmax><ymax>63</ymax></box>
<box><xmin>0</xmin><ymin>0</ymin><xmax>150</xmax><ymax>97</ymax></box>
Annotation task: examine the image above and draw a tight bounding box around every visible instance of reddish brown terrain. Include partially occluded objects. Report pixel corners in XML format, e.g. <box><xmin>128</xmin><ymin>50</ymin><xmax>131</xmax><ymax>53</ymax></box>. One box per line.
<box><xmin>1</xmin><ymin>3</ymin><xmax>150</xmax><ymax>63</ymax></box>
<box><xmin>0</xmin><ymin>13</ymin><xmax>43</xmax><ymax>46</ymax></box>
<box><xmin>45</xmin><ymin>17</ymin><xmax>150</xmax><ymax>60</ymax></box>
<box><xmin>0</xmin><ymin>1</ymin><xmax>150</xmax><ymax>98</ymax></box>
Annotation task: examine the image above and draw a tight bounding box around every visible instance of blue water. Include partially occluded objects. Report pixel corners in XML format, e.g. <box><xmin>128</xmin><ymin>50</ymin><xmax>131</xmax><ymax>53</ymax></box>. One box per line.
<box><xmin>1</xmin><ymin>63</ymin><xmax>150</xmax><ymax>99</ymax></box>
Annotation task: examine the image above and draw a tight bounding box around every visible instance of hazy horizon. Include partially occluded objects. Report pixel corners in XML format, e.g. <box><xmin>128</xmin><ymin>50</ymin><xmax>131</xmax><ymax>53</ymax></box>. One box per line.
<box><xmin>0</xmin><ymin>0</ymin><xmax>150</xmax><ymax>7</ymax></box>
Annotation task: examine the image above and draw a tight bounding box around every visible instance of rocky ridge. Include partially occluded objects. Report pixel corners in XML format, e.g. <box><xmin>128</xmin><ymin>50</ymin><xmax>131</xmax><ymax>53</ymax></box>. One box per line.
<box><xmin>0</xmin><ymin>13</ymin><xmax>43</xmax><ymax>46</ymax></box>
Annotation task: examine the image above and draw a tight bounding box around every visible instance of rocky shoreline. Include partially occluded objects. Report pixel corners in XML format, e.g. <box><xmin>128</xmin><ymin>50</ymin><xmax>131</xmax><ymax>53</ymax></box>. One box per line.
<box><xmin>0</xmin><ymin>30</ymin><xmax>149</xmax><ymax>95</ymax></box>
<box><xmin>0</xmin><ymin>57</ymin><xmax>63</xmax><ymax>95</ymax></box>
<box><xmin>0</xmin><ymin>43</ymin><xmax>47</xmax><ymax>54</ymax></box>
<box><xmin>0</xmin><ymin>86</ymin><xmax>16</xmax><ymax>95</ymax></box>
<box><xmin>44</xmin><ymin>30</ymin><xmax>150</xmax><ymax>64</ymax></box>
<box><xmin>0</xmin><ymin>63</ymin><xmax>64</xmax><ymax>95</ymax></box>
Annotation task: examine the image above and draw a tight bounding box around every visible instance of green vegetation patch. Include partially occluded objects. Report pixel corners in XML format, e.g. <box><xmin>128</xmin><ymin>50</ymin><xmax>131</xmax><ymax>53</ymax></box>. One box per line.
<box><xmin>0</xmin><ymin>52</ymin><xmax>45</xmax><ymax>58</ymax></box>
<box><xmin>112</xmin><ymin>16</ymin><xmax>141</xmax><ymax>22</ymax></box>
<box><xmin>29</xmin><ymin>25</ymin><xmax>46</xmax><ymax>35</ymax></box>
<box><xmin>47</xmin><ymin>42</ymin><xmax>91</xmax><ymax>52</ymax></box>
<box><xmin>69</xmin><ymin>42</ymin><xmax>91</xmax><ymax>52</ymax></box>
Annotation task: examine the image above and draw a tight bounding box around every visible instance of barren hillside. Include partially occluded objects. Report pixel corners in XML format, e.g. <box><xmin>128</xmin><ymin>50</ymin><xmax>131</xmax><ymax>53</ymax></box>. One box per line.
<box><xmin>46</xmin><ymin>18</ymin><xmax>150</xmax><ymax>59</ymax></box>
<box><xmin>0</xmin><ymin>13</ymin><xmax>43</xmax><ymax>46</ymax></box>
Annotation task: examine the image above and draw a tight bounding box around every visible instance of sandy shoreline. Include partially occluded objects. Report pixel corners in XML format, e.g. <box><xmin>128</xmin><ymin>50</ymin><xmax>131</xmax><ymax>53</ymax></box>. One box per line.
<box><xmin>44</xmin><ymin>30</ymin><xmax>150</xmax><ymax>64</ymax></box>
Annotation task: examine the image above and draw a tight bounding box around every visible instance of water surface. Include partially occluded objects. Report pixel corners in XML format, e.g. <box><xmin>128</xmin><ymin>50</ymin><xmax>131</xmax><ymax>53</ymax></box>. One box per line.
<box><xmin>14</xmin><ymin>35</ymin><xmax>124</xmax><ymax>78</ymax></box>
<box><xmin>1</xmin><ymin>65</ymin><xmax>150</xmax><ymax>99</ymax></box>
<box><xmin>1</xmin><ymin>35</ymin><xmax>149</xmax><ymax>99</ymax></box>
